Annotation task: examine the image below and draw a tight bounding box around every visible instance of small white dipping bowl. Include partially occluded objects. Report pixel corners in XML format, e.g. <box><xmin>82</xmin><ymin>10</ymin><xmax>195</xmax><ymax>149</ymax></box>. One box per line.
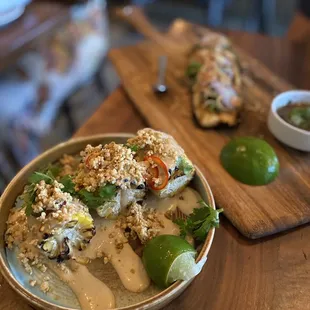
<box><xmin>268</xmin><ymin>90</ymin><xmax>310</xmax><ymax>152</ymax></box>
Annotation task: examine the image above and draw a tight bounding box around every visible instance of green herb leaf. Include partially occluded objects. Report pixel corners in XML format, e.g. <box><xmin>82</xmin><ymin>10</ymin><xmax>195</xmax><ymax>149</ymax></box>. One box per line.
<box><xmin>23</xmin><ymin>165</ymin><xmax>73</xmax><ymax>216</ymax></box>
<box><xmin>78</xmin><ymin>189</ymin><xmax>100</xmax><ymax>208</ymax></box>
<box><xmin>78</xmin><ymin>184</ymin><xmax>117</xmax><ymax>209</ymax></box>
<box><xmin>25</xmin><ymin>164</ymin><xmax>65</xmax><ymax>215</ymax></box>
<box><xmin>98</xmin><ymin>184</ymin><xmax>117</xmax><ymax>199</ymax></box>
<box><xmin>176</xmin><ymin>156</ymin><xmax>194</xmax><ymax>175</ymax></box>
<box><xmin>127</xmin><ymin>144</ymin><xmax>139</xmax><ymax>152</ymax></box>
<box><xmin>28</xmin><ymin>171</ymin><xmax>55</xmax><ymax>184</ymax></box>
<box><xmin>21</xmin><ymin>183</ymin><xmax>37</xmax><ymax>216</ymax></box>
<box><xmin>59</xmin><ymin>175</ymin><xmax>76</xmax><ymax>195</ymax></box>
<box><xmin>46</xmin><ymin>163</ymin><xmax>61</xmax><ymax>178</ymax></box>
<box><xmin>208</xmin><ymin>102</ymin><xmax>220</xmax><ymax>113</ymax></box>
<box><xmin>174</xmin><ymin>218</ymin><xmax>189</xmax><ymax>239</ymax></box>
<box><xmin>174</xmin><ymin>200</ymin><xmax>223</xmax><ymax>241</ymax></box>
<box><xmin>25</xmin><ymin>201</ymin><xmax>33</xmax><ymax>216</ymax></box>
<box><xmin>185</xmin><ymin>61</ymin><xmax>202</xmax><ymax>80</ymax></box>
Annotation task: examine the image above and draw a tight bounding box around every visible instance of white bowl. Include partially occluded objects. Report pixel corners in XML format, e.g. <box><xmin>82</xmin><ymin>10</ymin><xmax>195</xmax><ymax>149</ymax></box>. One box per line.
<box><xmin>268</xmin><ymin>90</ymin><xmax>310</xmax><ymax>152</ymax></box>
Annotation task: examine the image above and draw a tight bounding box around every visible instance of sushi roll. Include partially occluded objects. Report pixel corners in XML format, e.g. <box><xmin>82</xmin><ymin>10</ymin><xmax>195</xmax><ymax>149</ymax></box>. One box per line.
<box><xmin>127</xmin><ymin>128</ymin><xmax>195</xmax><ymax>198</ymax></box>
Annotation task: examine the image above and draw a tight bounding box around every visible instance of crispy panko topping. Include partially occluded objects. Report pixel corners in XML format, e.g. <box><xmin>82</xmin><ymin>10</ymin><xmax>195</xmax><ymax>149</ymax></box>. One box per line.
<box><xmin>199</xmin><ymin>32</ymin><xmax>231</xmax><ymax>50</ymax></box>
<box><xmin>59</xmin><ymin>154</ymin><xmax>80</xmax><ymax>177</ymax></box>
<box><xmin>40</xmin><ymin>281</ymin><xmax>50</xmax><ymax>293</ymax></box>
<box><xmin>5</xmin><ymin>207</ymin><xmax>28</xmax><ymax>249</ymax></box>
<box><xmin>116</xmin><ymin>202</ymin><xmax>164</xmax><ymax>244</ymax></box>
<box><xmin>74</xmin><ymin>142</ymin><xmax>147</xmax><ymax>191</ymax></box>
<box><xmin>6</xmin><ymin>179</ymin><xmax>95</xmax><ymax>266</ymax></box>
<box><xmin>33</xmin><ymin>182</ymin><xmax>95</xmax><ymax>261</ymax></box>
<box><xmin>127</xmin><ymin>128</ymin><xmax>185</xmax><ymax>162</ymax></box>
<box><xmin>32</xmin><ymin>180</ymin><xmax>73</xmax><ymax>214</ymax></box>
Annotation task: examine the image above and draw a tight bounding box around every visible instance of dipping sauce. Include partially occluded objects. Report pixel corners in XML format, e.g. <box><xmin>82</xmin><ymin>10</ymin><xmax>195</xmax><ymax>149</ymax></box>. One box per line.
<box><xmin>277</xmin><ymin>102</ymin><xmax>310</xmax><ymax>131</ymax></box>
<box><xmin>220</xmin><ymin>137</ymin><xmax>279</xmax><ymax>186</ymax></box>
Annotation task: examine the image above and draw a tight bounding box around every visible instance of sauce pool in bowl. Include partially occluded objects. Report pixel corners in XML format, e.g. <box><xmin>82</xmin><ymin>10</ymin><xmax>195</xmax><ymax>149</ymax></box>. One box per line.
<box><xmin>277</xmin><ymin>102</ymin><xmax>310</xmax><ymax>131</ymax></box>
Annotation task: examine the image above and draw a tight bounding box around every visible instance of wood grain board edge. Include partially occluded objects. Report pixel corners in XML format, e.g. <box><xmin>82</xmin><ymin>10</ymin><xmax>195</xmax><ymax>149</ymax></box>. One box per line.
<box><xmin>108</xmin><ymin>20</ymin><xmax>310</xmax><ymax>239</ymax></box>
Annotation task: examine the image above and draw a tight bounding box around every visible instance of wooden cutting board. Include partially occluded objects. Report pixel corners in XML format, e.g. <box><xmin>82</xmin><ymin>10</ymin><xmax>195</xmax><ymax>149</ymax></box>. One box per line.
<box><xmin>108</xmin><ymin>8</ymin><xmax>310</xmax><ymax>239</ymax></box>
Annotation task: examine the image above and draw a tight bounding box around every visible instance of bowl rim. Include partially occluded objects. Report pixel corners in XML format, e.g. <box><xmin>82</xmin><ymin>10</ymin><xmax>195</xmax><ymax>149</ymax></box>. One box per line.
<box><xmin>0</xmin><ymin>133</ymin><xmax>215</xmax><ymax>310</ymax></box>
<box><xmin>271</xmin><ymin>90</ymin><xmax>310</xmax><ymax>136</ymax></box>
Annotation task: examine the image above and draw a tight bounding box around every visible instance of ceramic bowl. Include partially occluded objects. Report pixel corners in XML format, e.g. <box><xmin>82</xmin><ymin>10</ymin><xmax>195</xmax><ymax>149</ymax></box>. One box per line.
<box><xmin>268</xmin><ymin>90</ymin><xmax>310</xmax><ymax>152</ymax></box>
<box><xmin>0</xmin><ymin>134</ymin><xmax>216</xmax><ymax>310</ymax></box>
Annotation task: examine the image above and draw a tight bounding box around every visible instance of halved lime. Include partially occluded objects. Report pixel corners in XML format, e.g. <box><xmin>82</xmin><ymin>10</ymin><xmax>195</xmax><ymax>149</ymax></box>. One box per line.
<box><xmin>142</xmin><ymin>235</ymin><xmax>201</xmax><ymax>288</ymax></box>
<box><xmin>220</xmin><ymin>137</ymin><xmax>279</xmax><ymax>186</ymax></box>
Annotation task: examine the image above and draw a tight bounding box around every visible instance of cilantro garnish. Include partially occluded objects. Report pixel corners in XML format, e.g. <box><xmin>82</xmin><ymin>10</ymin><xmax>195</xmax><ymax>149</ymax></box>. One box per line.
<box><xmin>126</xmin><ymin>144</ymin><xmax>140</xmax><ymax>152</ymax></box>
<box><xmin>98</xmin><ymin>184</ymin><xmax>117</xmax><ymax>199</ymax></box>
<box><xmin>78</xmin><ymin>184</ymin><xmax>117</xmax><ymax>209</ymax></box>
<box><xmin>28</xmin><ymin>163</ymin><xmax>61</xmax><ymax>184</ymax></box>
<box><xmin>24</xmin><ymin>167</ymin><xmax>59</xmax><ymax>215</ymax></box>
<box><xmin>22</xmin><ymin>184</ymin><xmax>37</xmax><ymax>216</ymax></box>
<box><xmin>176</xmin><ymin>156</ymin><xmax>194</xmax><ymax>176</ymax></box>
<box><xmin>59</xmin><ymin>175</ymin><xmax>75</xmax><ymax>195</ymax></box>
<box><xmin>185</xmin><ymin>61</ymin><xmax>202</xmax><ymax>81</ymax></box>
<box><xmin>23</xmin><ymin>164</ymin><xmax>117</xmax><ymax>214</ymax></box>
<box><xmin>208</xmin><ymin>102</ymin><xmax>220</xmax><ymax>113</ymax></box>
<box><xmin>174</xmin><ymin>200</ymin><xmax>223</xmax><ymax>241</ymax></box>
<box><xmin>23</xmin><ymin>164</ymin><xmax>72</xmax><ymax>216</ymax></box>
<box><xmin>28</xmin><ymin>171</ymin><xmax>54</xmax><ymax>184</ymax></box>
<box><xmin>46</xmin><ymin>163</ymin><xmax>61</xmax><ymax>178</ymax></box>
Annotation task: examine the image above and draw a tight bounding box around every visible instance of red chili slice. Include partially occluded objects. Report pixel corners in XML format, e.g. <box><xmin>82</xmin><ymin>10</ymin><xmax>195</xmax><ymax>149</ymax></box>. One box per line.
<box><xmin>144</xmin><ymin>155</ymin><xmax>169</xmax><ymax>190</ymax></box>
<box><xmin>85</xmin><ymin>152</ymin><xmax>101</xmax><ymax>169</ymax></box>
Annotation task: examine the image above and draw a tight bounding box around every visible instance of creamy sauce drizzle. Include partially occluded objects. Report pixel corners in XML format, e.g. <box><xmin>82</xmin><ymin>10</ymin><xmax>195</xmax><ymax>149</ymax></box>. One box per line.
<box><xmin>48</xmin><ymin>262</ymin><xmax>115</xmax><ymax>310</ymax></box>
<box><xmin>77</xmin><ymin>220</ymin><xmax>150</xmax><ymax>293</ymax></box>
<box><xmin>146</xmin><ymin>187</ymin><xmax>201</xmax><ymax>216</ymax></box>
<box><xmin>145</xmin><ymin>187</ymin><xmax>202</xmax><ymax>244</ymax></box>
<box><xmin>157</xmin><ymin>214</ymin><xmax>180</xmax><ymax>235</ymax></box>
<box><xmin>23</xmin><ymin>187</ymin><xmax>202</xmax><ymax>310</ymax></box>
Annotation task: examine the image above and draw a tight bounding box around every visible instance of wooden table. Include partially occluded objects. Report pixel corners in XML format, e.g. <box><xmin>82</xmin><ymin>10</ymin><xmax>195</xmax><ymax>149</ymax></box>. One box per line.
<box><xmin>1</xmin><ymin>31</ymin><xmax>310</xmax><ymax>310</ymax></box>
<box><xmin>0</xmin><ymin>1</ymin><xmax>69</xmax><ymax>71</ymax></box>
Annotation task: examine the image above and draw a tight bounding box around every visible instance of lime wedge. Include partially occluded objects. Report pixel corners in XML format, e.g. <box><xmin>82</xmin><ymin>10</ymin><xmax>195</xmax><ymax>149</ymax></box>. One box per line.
<box><xmin>220</xmin><ymin>137</ymin><xmax>279</xmax><ymax>186</ymax></box>
<box><xmin>142</xmin><ymin>235</ymin><xmax>200</xmax><ymax>288</ymax></box>
<box><xmin>167</xmin><ymin>251</ymin><xmax>201</xmax><ymax>283</ymax></box>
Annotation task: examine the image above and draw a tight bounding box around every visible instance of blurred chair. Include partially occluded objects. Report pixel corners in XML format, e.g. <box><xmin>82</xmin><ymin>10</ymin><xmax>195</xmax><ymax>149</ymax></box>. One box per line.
<box><xmin>0</xmin><ymin>0</ymin><xmax>109</xmax><ymax>168</ymax></box>
<box><xmin>202</xmin><ymin>0</ymin><xmax>232</xmax><ymax>27</ymax></box>
<box><xmin>131</xmin><ymin>0</ymin><xmax>231</xmax><ymax>26</ymax></box>
<box><xmin>205</xmin><ymin>0</ymin><xmax>277</xmax><ymax>33</ymax></box>
<box><xmin>132</xmin><ymin>0</ymin><xmax>276</xmax><ymax>34</ymax></box>
<box><xmin>251</xmin><ymin>0</ymin><xmax>277</xmax><ymax>34</ymax></box>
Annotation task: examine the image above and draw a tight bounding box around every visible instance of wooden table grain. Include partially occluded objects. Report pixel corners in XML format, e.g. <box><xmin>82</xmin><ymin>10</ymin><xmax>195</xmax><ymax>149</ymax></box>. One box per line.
<box><xmin>1</xmin><ymin>32</ymin><xmax>310</xmax><ymax>310</ymax></box>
